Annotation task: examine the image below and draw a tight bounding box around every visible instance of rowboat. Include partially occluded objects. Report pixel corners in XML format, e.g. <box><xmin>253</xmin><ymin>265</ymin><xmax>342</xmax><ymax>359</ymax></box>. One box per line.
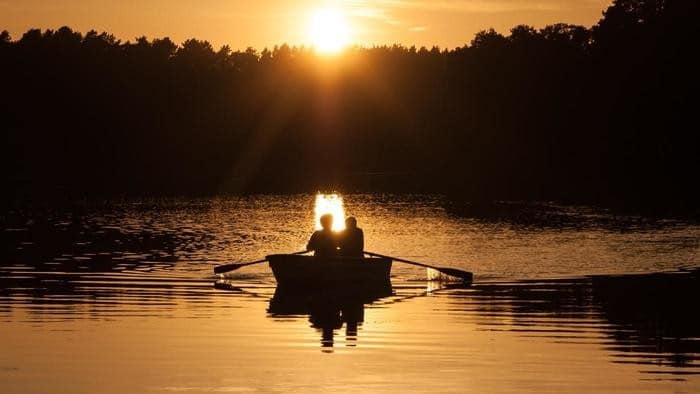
<box><xmin>266</xmin><ymin>254</ymin><xmax>392</xmax><ymax>291</ymax></box>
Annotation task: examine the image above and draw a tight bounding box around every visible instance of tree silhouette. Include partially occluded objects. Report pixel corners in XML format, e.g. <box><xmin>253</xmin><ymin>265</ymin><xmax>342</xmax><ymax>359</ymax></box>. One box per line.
<box><xmin>1</xmin><ymin>0</ymin><xmax>697</xmax><ymax>212</ymax></box>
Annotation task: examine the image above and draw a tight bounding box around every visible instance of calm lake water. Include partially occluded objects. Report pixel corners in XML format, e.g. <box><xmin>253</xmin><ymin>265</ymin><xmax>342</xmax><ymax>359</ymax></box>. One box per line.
<box><xmin>1</xmin><ymin>194</ymin><xmax>699</xmax><ymax>393</ymax></box>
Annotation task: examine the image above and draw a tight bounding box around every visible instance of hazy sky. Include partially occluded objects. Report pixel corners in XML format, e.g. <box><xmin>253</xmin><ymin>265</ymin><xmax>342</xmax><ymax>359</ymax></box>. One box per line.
<box><xmin>0</xmin><ymin>0</ymin><xmax>612</xmax><ymax>49</ymax></box>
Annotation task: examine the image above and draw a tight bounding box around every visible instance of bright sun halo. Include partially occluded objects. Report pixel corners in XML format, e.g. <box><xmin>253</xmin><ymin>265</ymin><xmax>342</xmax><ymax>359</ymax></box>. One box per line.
<box><xmin>307</xmin><ymin>7</ymin><xmax>351</xmax><ymax>54</ymax></box>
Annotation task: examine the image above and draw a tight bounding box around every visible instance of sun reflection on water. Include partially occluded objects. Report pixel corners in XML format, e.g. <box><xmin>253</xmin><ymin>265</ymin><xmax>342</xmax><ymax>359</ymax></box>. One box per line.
<box><xmin>314</xmin><ymin>193</ymin><xmax>346</xmax><ymax>231</ymax></box>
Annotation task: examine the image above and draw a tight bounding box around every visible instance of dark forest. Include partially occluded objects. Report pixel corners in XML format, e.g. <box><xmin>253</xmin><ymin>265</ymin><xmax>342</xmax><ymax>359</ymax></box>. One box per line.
<box><xmin>1</xmin><ymin>0</ymin><xmax>697</xmax><ymax>210</ymax></box>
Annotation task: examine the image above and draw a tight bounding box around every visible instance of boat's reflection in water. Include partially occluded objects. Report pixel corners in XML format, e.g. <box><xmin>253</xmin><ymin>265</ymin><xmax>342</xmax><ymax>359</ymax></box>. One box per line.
<box><xmin>267</xmin><ymin>285</ymin><xmax>394</xmax><ymax>351</ymax></box>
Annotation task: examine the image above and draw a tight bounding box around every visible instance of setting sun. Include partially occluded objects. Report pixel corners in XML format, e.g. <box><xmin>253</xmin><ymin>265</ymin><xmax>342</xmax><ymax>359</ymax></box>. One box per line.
<box><xmin>307</xmin><ymin>7</ymin><xmax>351</xmax><ymax>54</ymax></box>
<box><xmin>314</xmin><ymin>193</ymin><xmax>346</xmax><ymax>231</ymax></box>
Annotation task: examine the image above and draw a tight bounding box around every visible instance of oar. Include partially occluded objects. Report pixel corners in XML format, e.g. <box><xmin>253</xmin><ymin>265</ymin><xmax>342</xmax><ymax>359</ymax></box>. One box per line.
<box><xmin>364</xmin><ymin>250</ymin><xmax>473</xmax><ymax>283</ymax></box>
<box><xmin>214</xmin><ymin>250</ymin><xmax>307</xmax><ymax>274</ymax></box>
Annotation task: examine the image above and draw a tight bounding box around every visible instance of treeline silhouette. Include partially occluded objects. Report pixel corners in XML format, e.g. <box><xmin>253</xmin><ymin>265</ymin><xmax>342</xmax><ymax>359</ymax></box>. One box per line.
<box><xmin>1</xmin><ymin>0</ymin><xmax>697</xmax><ymax>209</ymax></box>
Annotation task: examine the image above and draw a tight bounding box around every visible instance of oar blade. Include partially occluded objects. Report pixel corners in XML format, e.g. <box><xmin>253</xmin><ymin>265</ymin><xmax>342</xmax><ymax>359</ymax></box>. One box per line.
<box><xmin>214</xmin><ymin>263</ymin><xmax>245</xmax><ymax>274</ymax></box>
<box><xmin>436</xmin><ymin>267</ymin><xmax>473</xmax><ymax>283</ymax></box>
<box><xmin>365</xmin><ymin>250</ymin><xmax>474</xmax><ymax>284</ymax></box>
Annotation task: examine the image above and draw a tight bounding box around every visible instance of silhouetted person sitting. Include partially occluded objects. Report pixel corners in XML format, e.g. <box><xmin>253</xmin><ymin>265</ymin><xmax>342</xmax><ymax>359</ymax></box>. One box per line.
<box><xmin>338</xmin><ymin>217</ymin><xmax>364</xmax><ymax>257</ymax></box>
<box><xmin>307</xmin><ymin>214</ymin><xmax>338</xmax><ymax>257</ymax></box>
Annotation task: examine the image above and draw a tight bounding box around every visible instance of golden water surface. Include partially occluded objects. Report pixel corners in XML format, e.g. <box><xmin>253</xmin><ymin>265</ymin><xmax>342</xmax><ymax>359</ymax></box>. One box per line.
<box><xmin>1</xmin><ymin>195</ymin><xmax>698</xmax><ymax>393</ymax></box>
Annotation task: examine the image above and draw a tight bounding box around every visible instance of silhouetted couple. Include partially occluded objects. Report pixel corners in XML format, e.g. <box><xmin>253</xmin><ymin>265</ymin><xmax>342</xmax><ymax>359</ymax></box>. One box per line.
<box><xmin>307</xmin><ymin>214</ymin><xmax>364</xmax><ymax>257</ymax></box>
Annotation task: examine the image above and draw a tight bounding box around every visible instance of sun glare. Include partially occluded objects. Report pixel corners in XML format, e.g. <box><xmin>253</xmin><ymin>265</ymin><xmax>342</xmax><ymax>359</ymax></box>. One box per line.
<box><xmin>307</xmin><ymin>7</ymin><xmax>351</xmax><ymax>54</ymax></box>
<box><xmin>314</xmin><ymin>193</ymin><xmax>346</xmax><ymax>231</ymax></box>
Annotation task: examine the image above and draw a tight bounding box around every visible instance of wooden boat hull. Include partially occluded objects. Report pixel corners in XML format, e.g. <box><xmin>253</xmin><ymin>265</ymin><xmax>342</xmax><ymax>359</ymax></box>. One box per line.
<box><xmin>266</xmin><ymin>254</ymin><xmax>392</xmax><ymax>291</ymax></box>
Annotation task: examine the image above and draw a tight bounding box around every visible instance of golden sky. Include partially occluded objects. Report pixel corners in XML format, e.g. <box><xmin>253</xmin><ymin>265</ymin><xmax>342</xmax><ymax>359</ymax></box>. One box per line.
<box><xmin>0</xmin><ymin>0</ymin><xmax>611</xmax><ymax>49</ymax></box>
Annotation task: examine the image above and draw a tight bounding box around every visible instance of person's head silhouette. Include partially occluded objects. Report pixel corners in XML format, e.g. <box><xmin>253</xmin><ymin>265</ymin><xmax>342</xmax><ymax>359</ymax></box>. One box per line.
<box><xmin>345</xmin><ymin>216</ymin><xmax>357</xmax><ymax>229</ymax></box>
<box><xmin>320</xmin><ymin>214</ymin><xmax>333</xmax><ymax>230</ymax></box>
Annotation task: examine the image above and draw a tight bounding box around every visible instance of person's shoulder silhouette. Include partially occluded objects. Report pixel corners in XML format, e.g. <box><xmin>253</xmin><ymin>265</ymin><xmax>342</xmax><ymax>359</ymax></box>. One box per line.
<box><xmin>338</xmin><ymin>217</ymin><xmax>364</xmax><ymax>257</ymax></box>
<box><xmin>307</xmin><ymin>214</ymin><xmax>338</xmax><ymax>257</ymax></box>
